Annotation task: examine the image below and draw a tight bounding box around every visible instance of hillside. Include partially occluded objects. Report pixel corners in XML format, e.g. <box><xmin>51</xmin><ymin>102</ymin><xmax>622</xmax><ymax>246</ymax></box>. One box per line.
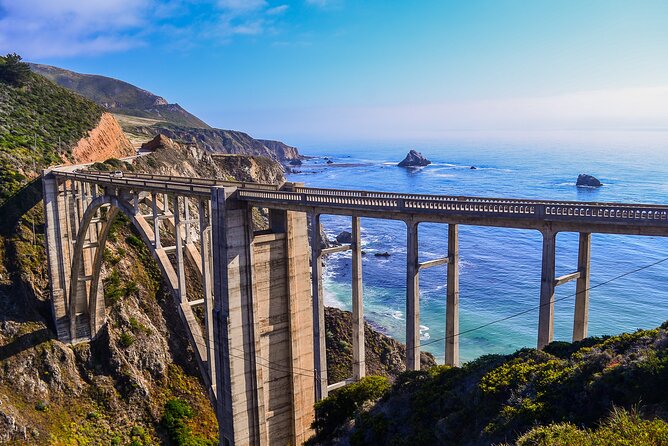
<box><xmin>308</xmin><ymin>323</ymin><xmax>668</xmax><ymax>446</ymax></box>
<box><xmin>29</xmin><ymin>63</ymin><xmax>303</xmax><ymax>162</ymax></box>
<box><xmin>29</xmin><ymin>63</ymin><xmax>210</xmax><ymax>129</ymax></box>
<box><xmin>0</xmin><ymin>57</ymin><xmax>101</xmax><ymax>200</ymax></box>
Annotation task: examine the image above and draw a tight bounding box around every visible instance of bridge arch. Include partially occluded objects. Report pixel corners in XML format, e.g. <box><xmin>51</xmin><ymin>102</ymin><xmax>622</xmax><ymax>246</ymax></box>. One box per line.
<box><xmin>67</xmin><ymin>194</ymin><xmax>153</xmax><ymax>341</ymax></box>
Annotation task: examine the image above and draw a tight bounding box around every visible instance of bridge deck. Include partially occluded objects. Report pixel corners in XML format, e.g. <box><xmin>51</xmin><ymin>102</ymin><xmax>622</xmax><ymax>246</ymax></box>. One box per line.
<box><xmin>53</xmin><ymin>170</ymin><xmax>668</xmax><ymax>235</ymax></box>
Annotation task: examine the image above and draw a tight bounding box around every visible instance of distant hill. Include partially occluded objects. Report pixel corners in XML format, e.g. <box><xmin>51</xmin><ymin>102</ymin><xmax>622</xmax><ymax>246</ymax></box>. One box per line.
<box><xmin>29</xmin><ymin>63</ymin><xmax>211</xmax><ymax>129</ymax></box>
<box><xmin>29</xmin><ymin>63</ymin><xmax>303</xmax><ymax>162</ymax></box>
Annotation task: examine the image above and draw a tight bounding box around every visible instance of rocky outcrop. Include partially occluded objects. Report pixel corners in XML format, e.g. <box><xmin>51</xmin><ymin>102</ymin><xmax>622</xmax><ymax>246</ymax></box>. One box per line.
<box><xmin>258</xmin><ymin>139</ymin><xmax>302</xmax><ymax>161</ymax></box>
<box><xmin>576</xmin><ymin>174</ymin><xmax>602</xmax><ymax>187</ymax></box>
<box><xmin>125</xmin><ymin>125</ymin><xmax>301</xmax><ymax>162</ymax></box>
<box><xmin>325</xmin><ymin>307</ymin><xmax>436</xmax><ymax>383</ymax></box>
<box><xmin>132</xmin><ymin>134</ymin><xmax>285</xmax><ymax>185</ymax></box>
<box><xmin>398</xmin><ymin>149</ymin><xmax>431</xmax><ymax>167</ymax></box>
<box><xmin>71</xmin><ymin>113</ymin><xmax>135</xmax><ymax>164</ymax></box>
<box><xmin>336</xmin><ymin>231</ymin><xmax>353</xmax><ymax>244</ymax></box>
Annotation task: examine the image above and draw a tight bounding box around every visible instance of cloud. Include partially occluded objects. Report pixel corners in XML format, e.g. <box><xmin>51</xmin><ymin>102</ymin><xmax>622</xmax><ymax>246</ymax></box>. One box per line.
<box><xmin>0</xmin><ymin>0</ymin><xmax>151</xmax><ymax>57</ymax></box>
<box><xmin>0</xmin><ymin>0</ymin><xmax>291</xmax><ymax>58</ymax></box>
<box><xmin>267</xmin><ymin>5</ymin><xmax>289</xmax><ymax>15</ymax></box>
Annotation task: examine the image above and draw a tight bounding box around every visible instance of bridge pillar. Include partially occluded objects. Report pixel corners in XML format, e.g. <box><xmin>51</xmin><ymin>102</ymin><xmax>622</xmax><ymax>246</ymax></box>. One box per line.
<box><xmin>43</xmin><ymin>171</ymin><xmax>72</xmax><ymax>341</ymax></box>
<box><xmin>573</xmin><ymin>232</ymin><xmax>591</xmax><ymax>341</ymax></box>
<box><xmin>352</xmin><ymin>215</ymin><xmax>365</xmax><ymax>380</ymax></box>
<box><xmin>211</xmin><ymin>187</ymin><xmax>314</xmax><ymax>446</ymax></box>
<box><xmin>199</xmin><ymin>199</ymin><xmax>217</xmax><ymax>394</ymax></box>
<box><xmin>310</xmin><ymin>213</ymin><xmax>328</xmax><ymax>401</ymax></box>
<box><xmin>446</xmin><ymin>224</ymin><xmax>460</xmax><ymax>366</ymax></box>
<box><xmin>173</xmin><ymin>196</ymin><xmax>187</xmax><ymax>303</ymax></box>
<box><xmin>537</xmin><ymin>230</ymin><xmax>557</xmax><ymax>349</ymax></box>
<box><xmin>406</xmin><ymin>221</ymin><xmax>420</xmax><ymax>370</ymax></box>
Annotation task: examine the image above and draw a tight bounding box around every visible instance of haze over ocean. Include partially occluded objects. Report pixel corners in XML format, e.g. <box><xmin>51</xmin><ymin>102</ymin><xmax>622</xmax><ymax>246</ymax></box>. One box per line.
<box><xmin>288</xmin><ymin>130</ymin><xmax>668</xmax><ymax>363</ymax></box>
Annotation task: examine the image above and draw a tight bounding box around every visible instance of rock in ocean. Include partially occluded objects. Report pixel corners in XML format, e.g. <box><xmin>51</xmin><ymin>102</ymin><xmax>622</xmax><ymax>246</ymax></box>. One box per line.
<box><xmin>576</xmin><ymin>174</ymin><xmax>602</xmax><ymax>187</ymax></box>
<box><xmin>398</xmin><ymin>149</ymin><xmax>431</xmax><ymax>167</ymax></box>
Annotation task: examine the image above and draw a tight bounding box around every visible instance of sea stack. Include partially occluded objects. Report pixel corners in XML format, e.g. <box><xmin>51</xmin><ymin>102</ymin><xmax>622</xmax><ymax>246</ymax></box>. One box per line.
<box><xmin>398</xmin><ymin>149</ymin><xmax>431</xmax><ymax>168</ymax></box>
<box><xmin>576</xmin><ymin>174</ymin><xmax>602</xmax><ymax>187</ymax></box>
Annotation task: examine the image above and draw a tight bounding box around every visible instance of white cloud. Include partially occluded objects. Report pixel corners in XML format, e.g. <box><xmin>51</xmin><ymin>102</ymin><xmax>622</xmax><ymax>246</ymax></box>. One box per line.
<box><xmin>217</xmin><ymin>0</ymin><xmax>267</xmax><ymax>14</ymax></box>
<box><xmin>267</xmin><ymin>4</ymin><xmax>289</xmax><ymax>15</ymax></box>
<box><xmin>0</xmin><ymin>0</ymin><xmax>151</xmax><ymax>57</ymax></box>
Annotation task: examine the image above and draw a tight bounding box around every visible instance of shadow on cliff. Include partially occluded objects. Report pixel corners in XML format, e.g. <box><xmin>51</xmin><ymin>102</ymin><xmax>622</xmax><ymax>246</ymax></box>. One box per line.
<box><xmin>0</xmin><ymin>177</ymin><xmax>54</xmax><ymax>330</ymax></box>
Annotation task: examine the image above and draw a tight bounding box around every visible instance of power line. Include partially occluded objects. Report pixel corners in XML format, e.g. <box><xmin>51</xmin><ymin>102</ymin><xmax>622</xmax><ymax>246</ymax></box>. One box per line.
<box><xmin>417</xmin><ymin>254</ymin><xmax>668</xmax><ymax>350</ymax></box>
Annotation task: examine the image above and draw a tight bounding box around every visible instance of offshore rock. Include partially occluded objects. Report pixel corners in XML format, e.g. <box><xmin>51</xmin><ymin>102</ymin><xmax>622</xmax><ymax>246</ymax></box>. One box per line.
<box><xmin>398</xmin><ymin>149</ymin><xmax>431</xmax><ymax>167</ymax></box>
<box><xmin>576</xmin><ymin>174</ymin><xmax>602</xmax><ymax>187</ymax></box>
<box><xmin>336</xmin><ymin>231</ymin><xmax>353</xmax><ymax>244</ymax></box>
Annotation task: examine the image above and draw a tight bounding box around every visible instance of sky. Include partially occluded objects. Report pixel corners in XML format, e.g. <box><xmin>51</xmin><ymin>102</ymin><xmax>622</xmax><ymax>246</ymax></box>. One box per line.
<box><xmin>2</xmin><ymin>0</ymin><xmax>668</xmax><ymax>145</ymax></box>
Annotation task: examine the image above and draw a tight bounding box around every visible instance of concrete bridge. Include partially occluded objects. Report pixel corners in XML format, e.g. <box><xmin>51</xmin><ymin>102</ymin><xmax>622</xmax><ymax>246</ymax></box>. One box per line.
<box><xmin>42</xmin><ymin>167</ymin><xmax>668</xmax><ymax>445</ymax></box>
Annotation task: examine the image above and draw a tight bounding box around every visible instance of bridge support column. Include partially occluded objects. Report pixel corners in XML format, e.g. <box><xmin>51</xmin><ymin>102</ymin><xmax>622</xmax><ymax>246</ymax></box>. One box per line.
<box><xmin>538</xmin><ymin>230</ymin><xmax>557</xmax><ymax>349</ymax></box>
<box><xmin>446</xmin><ymin>224</ymin><xmax>459</xmax><ymax>367</ymax></box>
<box><xmin>573</xmin><ymin>232</ymin><xmax>591</xmax><ymax>341</ymax></box>
<box><xmin>352</xmin><ymin>215</ymin><xmax>365</xmax><ymax>380</ymax></box>
<box><xmin>406</xmin><ymin>221</ymin><xmax>420</xmax><ymax>371</ymax></box>
<box><xmin>199</xmin><ymin>199</ymin><xmax>216</xmax><ymax>393</ymax></box>
<box><xmin>173</xmin><ymin>196</ymin><xmax>187</xmax><ymax>303</ymax></box>
<box><xmin>43</xmin><ymin>172</ymin><xmax>72</xmax><ymax>341</ymax></box>
<box><xmin>310</xmin><ymin>213</ymin><xmax>328</xmax><ymax>401</ymax></box>
<box><xmin>151</xmin><ymin>192</ymin><xmax>161</xmax><ymax>249</ymax></box>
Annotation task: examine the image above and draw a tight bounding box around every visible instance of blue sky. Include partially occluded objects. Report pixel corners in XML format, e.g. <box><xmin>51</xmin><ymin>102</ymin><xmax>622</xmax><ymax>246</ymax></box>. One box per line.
<box><xmin>2</xmin><ymin>0</ymin><xmax>668</xmax><ymax>144</ymax></box>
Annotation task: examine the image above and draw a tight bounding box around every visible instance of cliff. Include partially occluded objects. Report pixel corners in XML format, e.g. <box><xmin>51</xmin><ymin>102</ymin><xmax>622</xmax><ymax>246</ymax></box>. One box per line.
<box><xmin>325</xmin><ymin>307</ymin><xmax>436</xmax><ymax>384</ymax></box>
<box><xmin>71</xmin><ymin>112</ymin><xmax>135</xmax><ymax>164</ymax></box>
<box><xmin>28</xmin><ymin>63</ymin><xmax>304</xmax><ymax>163</ymax></box>
<box><xmin>126</xmin><ymin>124</ymin><xmax>302</xmax><ymax>162</ymax></box>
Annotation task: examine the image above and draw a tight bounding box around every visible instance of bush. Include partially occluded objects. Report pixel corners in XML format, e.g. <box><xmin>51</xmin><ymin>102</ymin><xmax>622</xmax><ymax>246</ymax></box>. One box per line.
<box><xmin>118</xmin><ymin>332</ymin><xmax>135</xmax><ymax>348</ymax></box>
<box><xmin>515</xmin><ymin>407</ymin><xmax>668</xmax><ymax>446</ymax></box>
<box><xmin>161</xmin><ymin>398</ymin><xmax>216</xmax><ymax>445</ymax></box>
<box><xmin>312</xmin><ymin>376</ymin><xmax>391</xmax><ymax>439</ymax></box>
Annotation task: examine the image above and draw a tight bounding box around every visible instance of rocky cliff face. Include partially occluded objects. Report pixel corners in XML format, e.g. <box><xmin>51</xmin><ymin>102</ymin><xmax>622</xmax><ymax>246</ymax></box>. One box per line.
<box><xmin>133</xmin><ymin>134</ymin><xmax>285</xmax><ymax>184</ymax></box>
<box><xmin>71</xmin><ymin>113</ymin><xmax>135</xmax><ymax>164</ymax></box>
<box><xmin>257</xmin><ymin>139</ymin><xmax>302</xmax><ymax>161</ymax></box>
<box><xmin>127</xmin><ymin>125</ymin><xmax>301</xmax><ymax>162</ymax></box>
<box><xmin>325</xmin><ymin>307</ymin><xmax>436</xmax><ymax>383</ymax></box>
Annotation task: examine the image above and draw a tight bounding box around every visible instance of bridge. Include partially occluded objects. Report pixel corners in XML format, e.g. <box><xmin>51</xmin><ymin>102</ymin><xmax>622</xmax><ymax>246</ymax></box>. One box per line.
<box><xmin>42</xmin><ymin>167</ymin><xmax>668</xmax><ymax>445</ymax></box>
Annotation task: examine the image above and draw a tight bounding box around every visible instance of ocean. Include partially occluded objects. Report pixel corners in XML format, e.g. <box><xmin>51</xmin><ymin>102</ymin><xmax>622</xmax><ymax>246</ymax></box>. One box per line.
<box><xmin>286</xmin><ymin>130</ymin><xmax>668</xmax><ymax>363</ymax></box>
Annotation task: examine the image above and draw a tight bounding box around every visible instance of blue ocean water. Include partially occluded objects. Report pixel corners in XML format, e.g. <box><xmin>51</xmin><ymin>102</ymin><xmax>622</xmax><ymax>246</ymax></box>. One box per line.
<box><xmin>286</xmin><ymin>131</ymin><xmax>668</xmax><ymax>363</ymax></box>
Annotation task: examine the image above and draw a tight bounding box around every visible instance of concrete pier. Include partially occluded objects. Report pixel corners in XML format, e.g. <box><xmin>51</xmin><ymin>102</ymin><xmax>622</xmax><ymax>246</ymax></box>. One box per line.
<box><xmin>446</xmin><ymin>224</ymin><xmax>459</xmax><ymax>366</ymax></box>
<box><xmin>405</xmin><ymin>221</ymin><xmax>420</xmax><ymax>371</ymax></box>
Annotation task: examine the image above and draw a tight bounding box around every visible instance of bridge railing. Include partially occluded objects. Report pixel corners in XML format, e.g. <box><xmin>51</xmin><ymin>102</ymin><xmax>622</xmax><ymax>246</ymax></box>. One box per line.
<box><xmin>238</xmin><ymin>189</ymin><xmax>668</xmax><ymax>225</ymax></box>
<box><xmin>52</xmin><ymin>170</ymin><xmax>668</xmax><ymax>226</ymax></box>
<box><xmin>78</xmin><ymin>170</ymin><xmax>282</xmax><ymax>191</ymax></box>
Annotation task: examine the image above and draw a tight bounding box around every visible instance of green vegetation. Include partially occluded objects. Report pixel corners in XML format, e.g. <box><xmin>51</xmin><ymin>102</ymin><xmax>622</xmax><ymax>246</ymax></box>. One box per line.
<box><xmin>118</xmin><ymin>332</ymin><xmax>135</xmax><ymax>349</ymax></box>
<box><xmin>162</xmin><ymin>398</ymin><xmax>217</xmax><ymax>446</ymax></box>
<box><xmin>0</xmin><ymin>53</ymin><xmax>103</xmax><ymax>201</ymax></box>
<box><xmin>311</xmin><ymin>324</ymin><xmax>668</xmax><ymax>445</ymax></box>
<box><xmin>310</xmin><ymin>376</ymin><xmax>391</xmax><ymax>443</ymax></box>
<box><xmin>30</xmin><ymin>63</ymin><xmax>211</xmax><ymax>129</ymax></box>
<box><xmin>514</xmin><ymin>407</ymin><xmax>668</xmax><ymax>446</ymax></box>
<box><xmin>0</xmin><ymin>53</ymin><xmax>31</xmax><ymax>86</ymax></box>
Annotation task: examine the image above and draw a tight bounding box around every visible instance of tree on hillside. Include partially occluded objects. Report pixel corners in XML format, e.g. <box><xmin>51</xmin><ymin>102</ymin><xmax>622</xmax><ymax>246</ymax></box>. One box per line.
<box><xmin>0</xmin><ymin>53</ymin><xmax>31</xmax><ymax>86</ymax></box>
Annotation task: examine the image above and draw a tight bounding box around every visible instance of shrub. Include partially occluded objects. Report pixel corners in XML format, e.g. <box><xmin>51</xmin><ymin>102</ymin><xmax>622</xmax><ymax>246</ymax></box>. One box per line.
<box><xmin>35</xmin><ymin>401</ymin><xmax>48</xmax><ymax>411</ymax></box>
<box><xmin>118</xmin><ymin>332</ymin><xmax>135</xmax><ymax>348</ymax></box>
<box><xmin>161</xmin><ymin>398</ymin><xmax>216</xmax><ymax>445</ymax></box>
<box><xmin>312</xmin><ymin>376</ymin><xmax>391</xmax><ymax>439</ymax></box>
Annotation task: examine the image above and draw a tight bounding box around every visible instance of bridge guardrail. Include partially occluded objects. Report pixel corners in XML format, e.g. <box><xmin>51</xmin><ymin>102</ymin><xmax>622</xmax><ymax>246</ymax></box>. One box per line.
<box><xmin>52</xmin><ymin>170</ymin><xmax>668</xmax><ymax>227</ymax></box>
